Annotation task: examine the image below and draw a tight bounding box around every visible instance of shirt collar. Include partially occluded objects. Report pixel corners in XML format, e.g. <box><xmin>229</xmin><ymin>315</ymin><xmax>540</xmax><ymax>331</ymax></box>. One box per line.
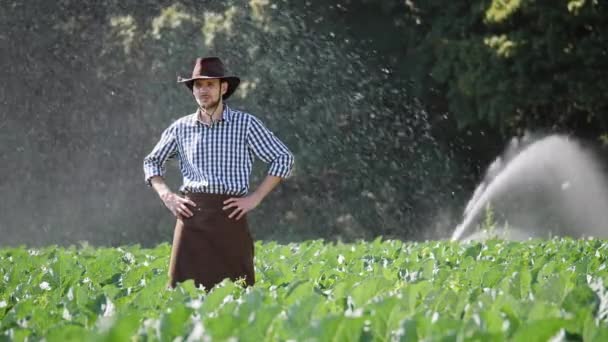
<box><xmin>189</xmin><ymin>105</ymin><xmax>232</xmax><ymax>126</ymax></box>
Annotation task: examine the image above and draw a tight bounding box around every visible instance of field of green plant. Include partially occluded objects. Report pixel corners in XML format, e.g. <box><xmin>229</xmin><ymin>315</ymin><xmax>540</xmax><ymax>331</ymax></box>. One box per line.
<box><xmin>1</xmin><ymin>238</ymin><xmax>608</xmax><ymax>341</ymax></box>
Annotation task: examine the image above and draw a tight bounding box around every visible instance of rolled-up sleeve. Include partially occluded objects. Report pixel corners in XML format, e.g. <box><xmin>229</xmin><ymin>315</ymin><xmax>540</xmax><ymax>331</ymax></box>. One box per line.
<box><xmin>247</xmin><ymin>116</ymin><xmax>295</xmax><ymax>178</ymax></box>
<box><xmin>143</xmin><ymin>124</ymin><xmax>178</xmax><ymax>186</ymax></box>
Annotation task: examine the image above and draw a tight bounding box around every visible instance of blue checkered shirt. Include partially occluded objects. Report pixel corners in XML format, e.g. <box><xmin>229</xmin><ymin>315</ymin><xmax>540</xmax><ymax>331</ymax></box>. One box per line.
<box><xmin>143</xmin><ymin>106</ymin><xmax>294</xmax><ymax>195</ymax></box>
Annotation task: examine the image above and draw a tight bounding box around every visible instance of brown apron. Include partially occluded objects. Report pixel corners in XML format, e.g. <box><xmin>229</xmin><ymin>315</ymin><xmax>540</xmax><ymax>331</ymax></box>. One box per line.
<box><xmin>167</xmin><ymin>192</ymin><xmax>255</xmax><ymax>290</ymax></box>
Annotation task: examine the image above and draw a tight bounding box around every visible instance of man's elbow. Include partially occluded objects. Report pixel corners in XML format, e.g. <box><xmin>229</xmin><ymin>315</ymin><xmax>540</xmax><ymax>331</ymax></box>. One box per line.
<box><xmin>281</xmin><ymin>153</ymin><xmax>295</xmax><ymax>179</ymax></box>
<box><xmin>269</xmin><ymin>153</ymin><xmax>295</xmax><ymax>179</ymax></box>
<box><xmin>143</xmin><ymin>159</ymin><xmax>165</xmax><ymax>186</ymax></box>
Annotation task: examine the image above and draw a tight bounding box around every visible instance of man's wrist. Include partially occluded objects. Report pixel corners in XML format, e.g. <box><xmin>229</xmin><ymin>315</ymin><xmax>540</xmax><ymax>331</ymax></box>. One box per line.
<box><xmin>157</xmin><ymin>189</ymin><xmax>172</xmax><ymax>200</ymax></box>
<box><xmin>251</xmin><ymin>192</ymin><xmax>264</xmax><ymax>204</ymax></box>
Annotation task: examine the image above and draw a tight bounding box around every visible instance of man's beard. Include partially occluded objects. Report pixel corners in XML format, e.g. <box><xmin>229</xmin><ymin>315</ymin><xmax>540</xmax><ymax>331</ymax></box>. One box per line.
<box><xmin>198</xmin><ymin>98</ymin><xmax>221</xmax><ymax>111</ymax></box>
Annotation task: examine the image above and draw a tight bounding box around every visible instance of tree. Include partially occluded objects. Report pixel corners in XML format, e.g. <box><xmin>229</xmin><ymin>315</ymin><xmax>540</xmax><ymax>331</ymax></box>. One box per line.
<box><xmin>403</xmin><ymin>0</ymin><xmax>608</xmax><ymax>141</ymax></box>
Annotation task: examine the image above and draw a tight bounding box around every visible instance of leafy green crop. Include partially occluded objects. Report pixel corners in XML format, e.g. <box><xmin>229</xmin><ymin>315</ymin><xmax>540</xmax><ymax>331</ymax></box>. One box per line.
<box><xmin>1</xmin><ymin>238</ymin><xmax>608</xmax><ymax>341</ymax></box>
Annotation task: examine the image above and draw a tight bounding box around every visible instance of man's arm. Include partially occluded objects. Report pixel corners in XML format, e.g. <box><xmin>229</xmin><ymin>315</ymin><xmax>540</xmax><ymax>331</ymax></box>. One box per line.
<box><xmin>246</xmin><ymin>116</ymin><xmax>295</xmax><ymax>178</ymax></box>
<box><xmin>144</xmin><ymin>125</ymin><xmax>196</xmax><ymax>218</ymax></box>
<box><xmin>222</xmin><ymin>115</ymin><xmax>295</xmax><ymax>220</ymax></box>
<box><xmin>143</xmin><ymin>125</ymin><xmax>178</xmax><ymax>186</ymax></box>
<box><xmin>150</xmin><ymin>175</ymin><xmax>172</xmax><ymax>197</ymax></box>
<box><xmin>223</xmin><ymin>175</ymin><xmax>282</xmax><ymax>220</ymax></box>
<box><xmin>251</xmin><ymin>175</ymin><xmax>283</xmax><ymax>202</ymax></box>
<box><xmin>150</xmin><ymin>176</ymin><xmax>197</xmax><ymax>219</ymax></box>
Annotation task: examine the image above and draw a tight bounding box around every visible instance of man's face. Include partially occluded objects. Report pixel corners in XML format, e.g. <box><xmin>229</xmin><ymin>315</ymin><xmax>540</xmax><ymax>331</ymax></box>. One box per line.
<box><xmin>192</xmin><ymin>79</ymin><xmax>227</xmax><ymax>109</ymax></box>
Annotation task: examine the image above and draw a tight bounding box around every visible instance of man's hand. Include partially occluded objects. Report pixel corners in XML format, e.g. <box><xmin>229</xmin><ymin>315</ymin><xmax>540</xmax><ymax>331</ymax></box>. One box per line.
<box><xmin>222</xmin><ymin>194</ymin><xmax>261</xmax><ymax>220</ymax></box>
<box><xmin>160</xmin><ymin>192</ymin><xmax>197</xmax><ymax>219</ymax></box>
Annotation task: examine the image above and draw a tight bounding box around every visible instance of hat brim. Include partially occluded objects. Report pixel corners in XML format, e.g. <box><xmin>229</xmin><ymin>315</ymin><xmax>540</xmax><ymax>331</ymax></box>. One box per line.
<box><xmin>178</xmin><ymin>76</ymin><xmax>240</xmax><ymax>100</ymax></box>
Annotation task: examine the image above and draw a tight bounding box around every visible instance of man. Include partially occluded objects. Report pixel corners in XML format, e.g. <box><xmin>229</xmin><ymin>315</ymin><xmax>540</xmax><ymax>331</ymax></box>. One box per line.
<box><xmin>143</xmin><ymin>57</ymin><xmax>294</xmax><ymax>290</ymax></box>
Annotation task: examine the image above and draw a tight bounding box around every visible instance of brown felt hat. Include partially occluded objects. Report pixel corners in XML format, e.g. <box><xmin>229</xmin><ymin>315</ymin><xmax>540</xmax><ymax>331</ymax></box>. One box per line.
<box><xmin>177</xmin><ymin>57</ymin><xmax>240</xmax><ymax>100</ymax></box>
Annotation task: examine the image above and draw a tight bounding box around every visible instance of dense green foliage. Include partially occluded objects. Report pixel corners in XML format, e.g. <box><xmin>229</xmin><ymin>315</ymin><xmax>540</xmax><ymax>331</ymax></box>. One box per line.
<box><xmin>404</xmin><ymin>0</ymin><xmax>608</xmax><ymax>136</ymax></box>
<box><xmin>2</xmin><ymin>238</ymin><xmax>608</xmax><ymax>340</ymax></box>
<box><xmin>1</xmin><ymin>0</ymin><xmax>607</xmax><ymax>246</ymax></box>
